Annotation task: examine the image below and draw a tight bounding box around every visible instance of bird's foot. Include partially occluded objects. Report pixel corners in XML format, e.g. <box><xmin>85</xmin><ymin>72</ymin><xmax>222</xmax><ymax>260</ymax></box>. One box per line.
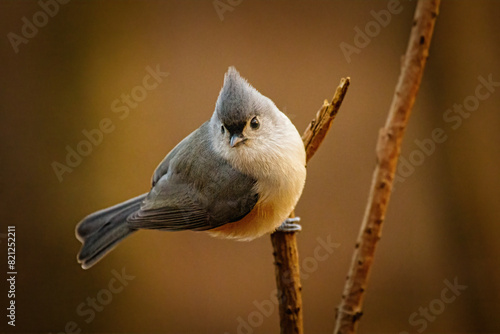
<box><xmin>276</xmin><ymin>217</ymin><xmax>302</xmax><ymax>232</ymax></box>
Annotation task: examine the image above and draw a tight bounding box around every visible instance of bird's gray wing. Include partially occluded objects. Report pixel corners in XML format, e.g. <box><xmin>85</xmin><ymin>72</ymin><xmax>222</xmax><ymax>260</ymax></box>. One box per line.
<box><xmin>150</xmin><ymin>129</ymin><xmax>195</xmax><ymax>187</ymax></box>
<box><xmin>127</xmin><ymin>122</ymin><xmax>258</xmax><ymax>231</ymax></box>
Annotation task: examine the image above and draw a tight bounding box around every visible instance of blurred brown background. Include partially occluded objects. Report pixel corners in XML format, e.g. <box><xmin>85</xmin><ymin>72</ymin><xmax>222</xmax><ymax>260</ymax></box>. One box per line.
<box><xmin>1</xmin><ymin>0</ymin><xmax>499</xmax><ymax>333</ymax></box>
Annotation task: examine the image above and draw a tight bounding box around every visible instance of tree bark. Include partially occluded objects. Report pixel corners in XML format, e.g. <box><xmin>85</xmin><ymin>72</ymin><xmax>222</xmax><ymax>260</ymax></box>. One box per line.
<box><xmin>334</xmin><ymin>1</ymin><xmax>440</xmax><ymax>333</ymax></box>
<box><xmin>271</xmin><ymin>77</ymin><xmax>350</xmax><ymax>334</ymax></box>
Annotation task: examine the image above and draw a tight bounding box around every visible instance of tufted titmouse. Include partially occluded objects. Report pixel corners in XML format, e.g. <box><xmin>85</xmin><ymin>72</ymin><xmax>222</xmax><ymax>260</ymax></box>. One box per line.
<box><xmin>76</xmin><ymin>67</ymin><xmax>306</xmax><ymax>269</ymax></box>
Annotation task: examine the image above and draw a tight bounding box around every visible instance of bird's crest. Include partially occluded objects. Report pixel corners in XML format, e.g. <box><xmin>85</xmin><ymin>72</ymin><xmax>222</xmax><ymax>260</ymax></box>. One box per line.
<box><xmin>215</xmin><ymin>67</ymin><xmax>263</xmax><ymax>126</ymax></box>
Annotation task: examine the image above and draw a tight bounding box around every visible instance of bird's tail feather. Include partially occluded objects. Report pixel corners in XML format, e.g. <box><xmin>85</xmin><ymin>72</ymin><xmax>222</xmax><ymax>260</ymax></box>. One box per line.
<box><xmin>76</xmin><ymin>193</ymin><xmax>147</xmax><ymax>269</ymax></box>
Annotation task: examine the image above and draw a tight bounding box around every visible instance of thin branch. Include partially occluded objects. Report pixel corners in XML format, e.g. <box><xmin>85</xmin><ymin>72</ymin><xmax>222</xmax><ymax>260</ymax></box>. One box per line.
<box><xmin>271</xmin><ymin>77</ymin><xmax>350</xmax><ymax>334</ymax></box>
<box><xmin>334</xmin><ymin>1</ymin><xmax>440</xmax><ymax>333</ymax></box>
<box><xmin>302</xmin><ymin>78</ymin><xmax>351</xmax><ymax>162</ymax></box>
<box><xmin>271</xmin><ymin>218</ymin><xmax>303</xmax><ymax>334</ymax></box>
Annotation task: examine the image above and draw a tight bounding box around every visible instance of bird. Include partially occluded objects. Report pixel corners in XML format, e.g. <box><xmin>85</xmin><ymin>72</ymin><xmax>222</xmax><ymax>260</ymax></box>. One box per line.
<box><xmin>76</xmin><ymin>67</ymin><xmax>307</xmax><ymax>269</ymax></box>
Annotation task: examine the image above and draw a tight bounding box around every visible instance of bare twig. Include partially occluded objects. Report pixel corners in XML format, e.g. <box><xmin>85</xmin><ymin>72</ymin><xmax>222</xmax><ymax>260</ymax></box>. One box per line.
<box><xmin>302</xmin><ymin>79</ymin><xmax>351</xmax><ymax>162</ymax></box>
<box><xmin>271</xmin><ymin>77</ymin><xmax>350</xmax><ymax>334</ymax></box>
<box><xmin>334</xmin><ymin>1</ymin><xmax>440</xmax><ymax>333</ymax></box>
<box><xmin>271</xmin><ymin>217</ymin><xmax>303</xmax><ymax>334</ymax></box>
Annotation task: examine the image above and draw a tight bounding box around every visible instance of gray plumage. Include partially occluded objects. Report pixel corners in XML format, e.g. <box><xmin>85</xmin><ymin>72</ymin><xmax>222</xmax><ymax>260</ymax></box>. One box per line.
<box><xmin>76</xmin><ymin>194</ymin><xmax>145</xmax><ymax>269</ymax></box>
<box><xmin>77</xmin><ymin>67</ymin><xmax>307</xmax><ymax>269</ymax></box>
<box><xmin>76</xmin><ymin>67</ymin><xmax>268</xmax><ymax>269</ymax></box>
<box><xmin>127</xmin><ymin>122</ymin><xmax>259</xmax><ymax>230</ymax></box>
<box><xmin>216</xmin><ymin>67</ymin><xmax>261</xmax><ymax>131</ymax></box>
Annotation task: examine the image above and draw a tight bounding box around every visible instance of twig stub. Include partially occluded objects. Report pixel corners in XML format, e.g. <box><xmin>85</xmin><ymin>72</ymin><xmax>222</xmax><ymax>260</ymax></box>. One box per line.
<box><xmin>303</xmin><ymin>77</ymin><xmax>350</xmax><ymax>163</ymax></box>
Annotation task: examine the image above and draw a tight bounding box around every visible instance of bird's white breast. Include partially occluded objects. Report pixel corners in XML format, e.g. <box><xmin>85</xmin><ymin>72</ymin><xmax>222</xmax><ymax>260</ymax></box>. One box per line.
<box><xmin>209</xmin><ymin>119</ymin><xmax>306</xmax><ymax>240</ymax></box>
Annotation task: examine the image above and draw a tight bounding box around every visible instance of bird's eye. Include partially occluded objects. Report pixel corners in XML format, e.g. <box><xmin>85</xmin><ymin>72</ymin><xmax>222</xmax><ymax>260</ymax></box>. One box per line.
<box><xmin>250</xmin><ymin>117</ymin><xmax>260</xmax><ymax>130</ymax></box>
<box><xmin>221</xmin><ymin>125</ymin><xmax>225</xmax><ymax>134</ymax></box>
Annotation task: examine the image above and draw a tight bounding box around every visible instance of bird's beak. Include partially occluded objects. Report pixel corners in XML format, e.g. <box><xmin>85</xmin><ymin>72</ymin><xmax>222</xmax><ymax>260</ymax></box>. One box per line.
<box><xmin>230</xmin><ymin>133</ymin><xmax>246</xmax><ymax>147</ymax></box>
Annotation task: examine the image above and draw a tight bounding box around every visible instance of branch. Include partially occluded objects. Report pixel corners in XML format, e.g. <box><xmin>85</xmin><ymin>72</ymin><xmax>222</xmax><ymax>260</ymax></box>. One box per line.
<box><xmin>303</xmin><ymin>78</ymin><xmax>351</xmax><ymax>162</ymax></box>
<box><xmin>271</xmin><ymin>77</ymin><xmax>350</xmax><ymax>334</ymax></box>
<box><xmin>334</xmin><ymin>1</ymin><xmax>440</xmax><ymax>333</ymax></box>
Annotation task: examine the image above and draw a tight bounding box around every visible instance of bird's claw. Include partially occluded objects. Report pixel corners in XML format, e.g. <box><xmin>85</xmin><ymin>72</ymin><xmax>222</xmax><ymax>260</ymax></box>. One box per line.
<box><xmin>276</xmin><ymin>217</ymin><xmax>302</xmax><ymax>232</ymax></box>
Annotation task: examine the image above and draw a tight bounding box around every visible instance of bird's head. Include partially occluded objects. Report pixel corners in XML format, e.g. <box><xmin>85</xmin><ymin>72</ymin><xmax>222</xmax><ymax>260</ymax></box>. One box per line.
<box><xmin>212</xmin><ymin>67</ymin><xmax>286</xmax><ymax>150</ymax></box>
